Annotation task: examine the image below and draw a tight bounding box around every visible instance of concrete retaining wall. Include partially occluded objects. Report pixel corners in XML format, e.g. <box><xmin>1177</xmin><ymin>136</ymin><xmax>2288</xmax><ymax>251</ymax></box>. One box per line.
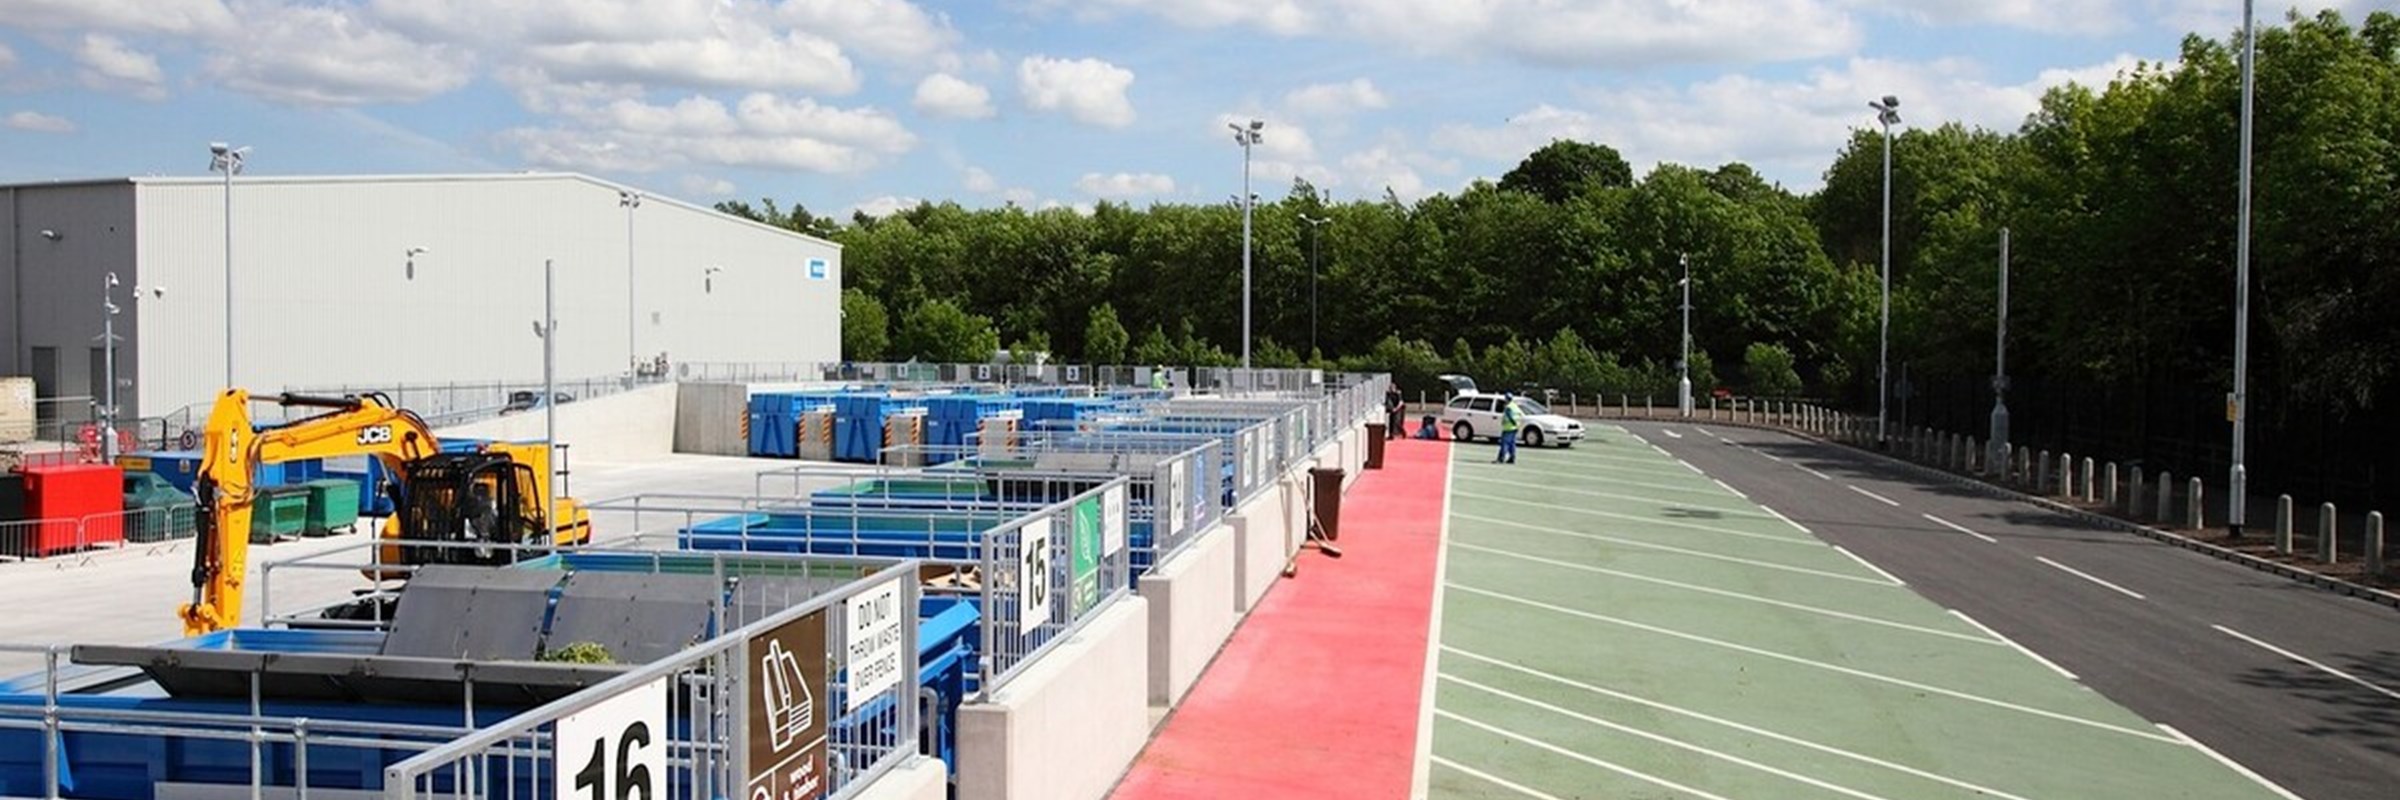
<box><xmin>673</xmin><ymin>382</ymin><xmax>749</xmax><ymax>456</ymax></box>
<box><xmin>437</xmin><ymin>383</ymin><xmax>676</xmax><ymax>462</ymax></box>
<box><xmin>957</xmin><ymin>597</ymin><xmax>1151</xmax><ymax>800</ymax></box>
<box><xmin>853</xmin><ymin>757</ymin><xmax>948</xmax><ymax>800</ymax></box>
<box><xmin>1231</xmin><ymin>486</ymin><xmax>1295</xmax><ymax>612</ymax></box>
<box><xmin>1137</xmin><ymin>523</ymin><xmax>1239</xmax><ymax>706</ymax></box>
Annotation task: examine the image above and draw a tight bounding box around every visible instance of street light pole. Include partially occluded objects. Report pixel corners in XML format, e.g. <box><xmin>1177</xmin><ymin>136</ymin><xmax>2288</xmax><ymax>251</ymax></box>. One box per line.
<box><xmin>208</xmin><ymin>142</ymin><xmax>247</xmax><ymax>386</ymax></box>
<box><xmin>1678</xmin><ymin>253</ymin><xmax>1693</xmax><ymax>418</ymax></box>
<box><xmin>619</xmin><ymin>190</ymin><xmax>642</xmax><ymax>377</ymax></box>
<box><xmin>1991</xmin><ymin>228</ymin><xmax>2010</xmax><ymax>470</ymax></box>
<box><xmin>2229</xmin><ymin>0</ymin><xmax>2256</xmax><ymax>539</ymax></box>
<box><xmin>1870</xmin><ymin>97</ymin><xmax>1901</xmax><ymax>448</ymax></box>
<box><xmin>536</xmin><ymin>258</ymin><xmax>558</xmax><ymax>543</ymax></box>
<box><xmin>1300</xmin><ymin>214</ymin><xmax>1330</xmax><ymax>357</ymax></box>
<box><xmin>1230</xmin><ymin>120</ymin><xmax>1263</xmax><ymax>368</ymax></box>
<box><xmin>101</xmin><ymin>273</ymin><xmax>120</xmax><ymax>463</ymax></box>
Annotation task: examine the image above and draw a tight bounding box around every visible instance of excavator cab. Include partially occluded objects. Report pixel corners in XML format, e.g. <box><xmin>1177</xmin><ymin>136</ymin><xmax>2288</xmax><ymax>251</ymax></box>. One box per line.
<box><xmin>393</xmin><ymin>452</ymin><xmax>548</xmax><ymax>567</ymax></box>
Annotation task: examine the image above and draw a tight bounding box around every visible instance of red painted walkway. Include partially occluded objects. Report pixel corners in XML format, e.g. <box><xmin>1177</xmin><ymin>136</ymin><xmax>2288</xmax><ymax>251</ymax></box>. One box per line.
<box><xmin>1109</xmin><ymin>436</ymin><xmax>1450</xmax><ymax>800</ymax></box>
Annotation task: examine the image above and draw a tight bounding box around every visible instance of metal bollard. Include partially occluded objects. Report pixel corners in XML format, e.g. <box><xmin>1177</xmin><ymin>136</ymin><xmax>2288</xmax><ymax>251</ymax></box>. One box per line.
<box><xmin>2188</xmin><ymin>477</ymin><xmax>2204</xmax><ymax>531</ymax></box>
<box><xmin>2275</xmin><ymin>495</ymin><xmax>2294</xmax><ymax>555</ymax></box>
<box><xmin>2105</xmin><ymin>463</ymin><xmax>2120</xmax><ymax>508</ymax></box>
<box><xmin>2082</xmin><ymin>457</ymin><xmax>2097</xmax><ymax>502</ymax></box>
<box><xmin>2368</xmin><ymin>512</ymin><xmax>2386</xmax><ymax>577</ymax></box>
<box><xmin>2319</xmin><ymin>502</ymin><xmax>2339</xmax><ymax>564</ymax></box>
<box><xmin>2156</xmin><ymin>471</ymin><xmax>2174</xmax><ymax>522</ymax></box>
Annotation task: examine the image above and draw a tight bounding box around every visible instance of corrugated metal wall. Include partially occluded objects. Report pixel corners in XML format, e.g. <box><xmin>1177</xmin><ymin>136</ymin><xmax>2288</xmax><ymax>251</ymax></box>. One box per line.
<box><xmin>129</xmin><ymin>174</ymin><xmax>839</xmax><ymax>418</ymax></box>
<box><xmin>4</xmin><ymin>182</ymin><xmax>140</xmax><ymax>422</ymax></box>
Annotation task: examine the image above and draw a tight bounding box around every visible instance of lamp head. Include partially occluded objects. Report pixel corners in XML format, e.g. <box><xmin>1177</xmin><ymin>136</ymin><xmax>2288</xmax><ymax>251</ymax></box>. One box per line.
<box><xmin>1249</xmin><ymin>119</ymin><xmax>1264</xmax><ymax>131</ymax></box>
<box><xmin>107</xmin><ymin>272</ymin><xmax>120</xmax><ymax>287</ymax></box>
<box><xmin>406</xmin><ymin>246</ymin><xmax>429</xmax><ymax>257</ymax></box>
<box><xmin>39</xmin><ymin>229</ymin><xmax>60</xmax><ymax>241</ymax></box>
<box><xmin>209</xmin><ymin>142</ymin><xmax>229</xmax><ymax>156</ymax></box>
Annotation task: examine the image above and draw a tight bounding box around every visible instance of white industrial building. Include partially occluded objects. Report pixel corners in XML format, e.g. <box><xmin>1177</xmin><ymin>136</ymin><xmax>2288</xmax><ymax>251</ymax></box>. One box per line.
<box><xmin>1</xmin><ymin>172</ymin><xmax>841</xmax><ymax>422</ymax></box>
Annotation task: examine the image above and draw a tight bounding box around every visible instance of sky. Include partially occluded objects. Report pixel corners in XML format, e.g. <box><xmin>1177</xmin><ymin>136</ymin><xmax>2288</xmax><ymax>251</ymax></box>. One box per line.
<box><xmin>0</xmin><ymin>0</ymin><xmax>2393</xmax><ymax>218</ymax></box>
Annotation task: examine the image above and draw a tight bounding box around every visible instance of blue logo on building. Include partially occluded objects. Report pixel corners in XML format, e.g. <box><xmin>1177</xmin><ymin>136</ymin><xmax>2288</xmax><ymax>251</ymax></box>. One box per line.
<box><xmin>807</xmin><ymin>258</ymin><xmax>828</xmax><ymax>280</ymax></box>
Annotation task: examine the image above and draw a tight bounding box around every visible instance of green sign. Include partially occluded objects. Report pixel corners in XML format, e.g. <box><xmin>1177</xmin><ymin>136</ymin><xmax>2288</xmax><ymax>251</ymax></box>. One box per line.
<box><xmin>1070</xmin><ymin>497</ymin><xmax>1102</xmax><ymax>616</ymax></box>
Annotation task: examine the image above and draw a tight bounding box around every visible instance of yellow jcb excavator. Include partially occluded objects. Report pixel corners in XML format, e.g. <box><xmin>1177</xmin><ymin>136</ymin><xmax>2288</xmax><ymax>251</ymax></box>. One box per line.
<box><xmin>178</xmin><ymin>389</ymin><xmax>591</xmax><ymax>635</ymax></box>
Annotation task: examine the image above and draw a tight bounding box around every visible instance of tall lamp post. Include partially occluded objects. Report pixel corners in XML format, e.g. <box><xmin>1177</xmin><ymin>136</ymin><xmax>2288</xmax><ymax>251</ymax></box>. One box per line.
<box><xmin>1678</xmin><ymin>253</ymin><xmax>1694</xmax><ymax>418</ymax></box>
<box><xmin>619</xmin><ymin>190</ymin><xmax>642</xmax><ymax>377</ymax></box>
<box><xmin>1869</xmin><ymin>96</ymin><xmax>1901</xmax><ymax>448</ymax></box>
<box><xmin>1991</xmin><ymin>228</ymin><xmax>2011</xmax><ymax>471</ymax></box>
<box><xmin>1229</xmin><ymin>119</ymin><xmax>1263</xmax><ymax>368</ymax></box>
<box><xmin>2228</xmin><ymin>0</ymin><xmax>2257</xmax><ymax>539</ymax></box>
<box><xmin>534</xmin><ymin>259</ymin><xmax>558</xmax><ymax>542</ymax></box>
<box><xmin>98</xmin><ymin>274</ymin><xmax>163</xmax><ymax>462</ymax></box>
<box><xmin>1299</xmin><ymin>214</ymin><xmax>1330</xmax><ymax>357</ymax></box>
<box><xmin>207</xmin><ymin>142</ymin><xmax>247</xmax><ymax>386</ymax></box>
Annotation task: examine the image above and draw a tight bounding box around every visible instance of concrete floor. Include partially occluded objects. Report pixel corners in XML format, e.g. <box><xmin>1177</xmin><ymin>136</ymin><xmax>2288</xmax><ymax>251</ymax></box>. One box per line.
<box><xmin>0</xmin><ymin>453</ymin><xmax>880</xmax><ymax>675</ymax></box>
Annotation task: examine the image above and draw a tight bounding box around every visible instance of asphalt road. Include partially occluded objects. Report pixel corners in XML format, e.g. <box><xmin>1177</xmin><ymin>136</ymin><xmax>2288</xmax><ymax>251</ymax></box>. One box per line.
<box><xmin>1626</xmin><ymin>420</ymin><xmax>2400</xmax><ymax>800</ymax></box>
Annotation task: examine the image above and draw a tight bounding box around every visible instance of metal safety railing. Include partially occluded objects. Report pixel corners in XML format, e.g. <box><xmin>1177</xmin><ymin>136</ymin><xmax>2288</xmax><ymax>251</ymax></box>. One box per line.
<box><xmin>0</xmin><ymin>502</ymin><xmax>196</xmax><ymax>563</ymax></box>
<box><xmin>380</xmin><ymin>562</ymin><xmax>923</xmax><ymax>800</ymax></box>
<box><xmin>974</xmin><ymin>477</ymin><xmax>1133</xmax><ymax>700</ymax></box>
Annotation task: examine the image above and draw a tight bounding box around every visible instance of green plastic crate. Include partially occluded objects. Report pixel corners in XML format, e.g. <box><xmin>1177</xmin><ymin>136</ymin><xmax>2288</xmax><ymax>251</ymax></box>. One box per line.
<box><xmin>250</xmin><ymin>486</ymin><xmax>310</xmax><ymax>543</ymax></box>
<box><xmin>300</xmin><ymin>479</ymin><xmax>362</xmax><ymax>537</ymax></box>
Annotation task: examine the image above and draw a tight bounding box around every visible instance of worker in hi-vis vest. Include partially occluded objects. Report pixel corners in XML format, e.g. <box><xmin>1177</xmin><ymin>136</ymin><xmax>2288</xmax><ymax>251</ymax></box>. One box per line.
<box><xmin>1496</xmin><ymin>392</ymin><xmax>1522</xmax><ymax>464</ymax></box>
<box><xmin>1151</xmin><ymin>366</ymin><xmax>1170</xmax><ymax>391</ymax></box>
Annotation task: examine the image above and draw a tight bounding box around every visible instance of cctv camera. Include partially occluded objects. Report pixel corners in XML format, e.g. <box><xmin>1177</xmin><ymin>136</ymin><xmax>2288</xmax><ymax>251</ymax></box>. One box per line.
<box><xmin>209</xmin><ymin>142</ymin><xmax>230</xmax><ymax>155</ymax></box>
<box><xmin>1882</xmin><ymin>95</ymin><xmax>1900</xmax><ymax>108</ymax></box>
<box><xmin>107</xmin><ymin>272</ymin><xmax>120</xmax><ymax>287</ymax></box>
<box><xmin>406</xmin><ymin>247</ymin><xmax>429</xmax><ymax>257</ymax></box>
<box><xmin>148</xmin><ymin>286</ymin><xmax>167</xmax><ymax>299</ymax></box>
<box><xmin>1249</xmin><ymin>120</ymin><xmax>1264</xmax><ymax>131</ymax></box>
<box><xmin>40</xmin><ymin>229</ymin><xmax>60</xmax><ymax>240</ymax></box>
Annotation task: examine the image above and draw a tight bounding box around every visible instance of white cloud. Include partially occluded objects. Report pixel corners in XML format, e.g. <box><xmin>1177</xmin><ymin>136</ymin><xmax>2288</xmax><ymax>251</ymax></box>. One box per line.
<box><xmin>1432</xmin><ymin>53</ymin><xmax>2175</xmax><ymax>190</ymax></box>
<box><xmin>848</xmin><ymin>195</ymin><xmax>922</xmax><ymax>218</ymax></box>
<box><xmin>1076</xmin><ymin>172</ymin><xmax>1175</xmax><ymax>198</ymax></box>
<box><xmin>74</xmin><ymin>34</ymin><xmax>166</xmax><ymax>99</ymax></box>
<box><xmin>1001</xmin><ymin>188</ymin><xmax>1037</xmax><ymax>206</ymax></box>
<box><xmin>499</xmin><ymin>91</ymin><xmax>913</xmax><ymax>174</ymax></box>
<box><xmin>1341</xmin><ymin>147</ymin><xmax>1433</xmax><ymax>201</ymax></box>
<box><xmin>776</xmin><ymin>0</ymin><xmax>961</xmax><ymax>67</ymax></box>
<box><xmin>0</xmin><ymin>43</ymin><xmax>17</xmax><ymax>72</ymax></box>
<box><xmin>1</xmin><ymin>0</ymin><xmax>235</xmax><ymax>36</ymax></box>
<box><xmin>529</xmin><ymin>31</ymin><xmax>858</xmax><ymax>95</ymax></box>
<box><xmin>1285</xmin><ymin>78</ymin><xmax>1388</xmax><ymax>117</ymax></box>
<box><xmin>204</xmin><ymin>4</ymin><xmax>474</xmax><ymax>105</ymax></box>
<box><xmin>962</xmin><ymin>166</ymin><xmax>1000</xmax><ymax>193</ymax></box>
<box><xmin>4</xmin><ymin>110</ymin><xmax>76</xmax><ymax>133</ymax></box>
<box><xmin>914</xmin><ymin>73</ymin><xmax>996</xmax><ymax>119</ymax></box>
<box><xmin>1018</xmin><ymin>55</ymin><xmax>1137</xmax><ymax>128</ymax></box>
<box><xmin>1217</xmin><ymin>114</ymin><xmax>1316</xmax><ymax>162</ymax></box>
<box><xmin>679</xmin><ymin>174</ymin><xmax>737</xmax><ymax>197</ymax></box>
<box><xmin>1032</xmin><ymin>0</ymin><xmax>1857</xmax><ymax>67</ymax></box>
<box><xmin>1847</xmin><ymin>0</ymin><xmax>2128</xmax><ymax>35</ymax></box>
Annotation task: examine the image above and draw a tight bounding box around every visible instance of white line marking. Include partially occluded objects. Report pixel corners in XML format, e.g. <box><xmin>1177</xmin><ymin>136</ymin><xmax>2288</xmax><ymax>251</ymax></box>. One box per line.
<box><xmin>1452</xmin><ymin>473</ymin><xmax>1762</xmax><ymax>517</ymax></box>
<box><xmin>1661</xmin><ymin>428</ymin><xmax>1683</xmax><ymax>439</ymax></box>
<box><xmin>1698</xmin><ymin>427</ymin><xmax>1724</xmax><ymax>440</ymax></box>
<box><xmin>1648</xmin><ymin>443</ymin><xmax>1676</xmax><ymax>459</ymax></box>
<box><xmin>2036</xmin><ymin>556</ymin><xmax>2147</xmax><ymax>601</ymax></box>
<box><xmin>1709</xmin><ymin>477</ymin><xmax>1748</xmax><ymax>498</ymax></box>
<box><xmin>1453</xmin><ymin>490</ymin><xmax>1820</xmax><ymax>546</ymax></box>
<box><xmin>1847</xmin><ymin>485</ymin><xmax>1902</xmax><ymax>507</ymax></box>
<box><xmin>2158</xmin><ymin>724</ymin><xmax>2308</xmax><ymax>800</ymax></box>
<box><xmin>1435</xmin><ymin>710</ymin><xmax>1738</xmax><ymax>800</ymax></box>
<box><xmin>1551</xmin><ymin>448</ymin><xmax>1684</xmax><ymax>469</ymax></box>
<box><xmin>1758</xmin><ymin>504</ymin><xmax>1813</xmax><ymax>535</ymax></box>
<box><xmin>1454</xmin><ymin>513</ymin><xmax>1899</xmax><ymax>586</ymax></box>
<box><xmin>2212</xmin><ymin>625</ymin><xmax>2400</xmax><ymax>702</ymax></box>
<box><xmin>1411</xmin><ymin>447</ymin><xmax>1460</xmax><ymax>798</ymax></box>
<box><xmin>1799</xmin><ymin>464</ymin><xmax>1835</xmax><ymax>481</ymax></box>
<box><xmin>1444</xmin><ymin>583</ymin><xmax>2181</xmax><ymax>744</ymax></box>
<box><xmin>1679</xmin><ymin>459</ymin><xmax>1710</xmax><ymax>477</ymax></box>
<box><xmin>1922</xmin><ymin>513</ymin><xmax>1999</xmax><ymax>544</ymax></box>
<box><xmin>1451</xmin><ymin>541</ymin><xmax>1995</xmax><ymax>644</ymax></box>
<box><xmin>1834</xmin><ymin>545</ymin><xmax>1908</xmax><ymax>586</ymax></box>
<box><xmin>1444</xmin><ymin>674</ymin><xmax>1902</xmax><ymax>800</ymax></box>
<box><xmin>1758</xmin><ymin>451</ymin><xmax>1787</xmax><ymax>463</ymax></box>
<box><xmin>1429</xmin><ymin>755</ymin><xmax>1568</xmax><ymax>800</ymax></box>
<box><xmin>1441</xmin><ymin>647</ymin><xmax>2040</xmax><ymax>800</ymax></box>
<box><xmin>1506</xmin><ymin>464</ymin><xmax>1731</xmax><ymax>498</ymax></box>
<box><xmin>1948</xmin><ymin>609</ymin><xmax>2077</xmax><ymax>680</ymax></box>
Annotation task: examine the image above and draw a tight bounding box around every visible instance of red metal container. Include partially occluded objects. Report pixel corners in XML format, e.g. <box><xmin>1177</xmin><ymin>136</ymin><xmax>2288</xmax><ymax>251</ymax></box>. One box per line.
<box><xmin>21</xmin><ymin>463</ymin><xmax>124</xmax><ymax>555</ymax></box>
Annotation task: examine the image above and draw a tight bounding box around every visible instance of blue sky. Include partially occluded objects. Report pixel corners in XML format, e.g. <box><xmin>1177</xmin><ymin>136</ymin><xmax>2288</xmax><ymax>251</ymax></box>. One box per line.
<box><xmin>0</xmin><ymin>1</ymin><xmax>2390</xmax><ymax>217</ymax></box>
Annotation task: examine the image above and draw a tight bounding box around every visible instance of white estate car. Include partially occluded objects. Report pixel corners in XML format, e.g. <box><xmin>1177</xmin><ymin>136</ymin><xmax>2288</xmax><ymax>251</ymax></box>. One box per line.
<box><xmin>1440</xmin><ymin>391</ymin><xmax>1585</xmax><ymax>448</ymax></box>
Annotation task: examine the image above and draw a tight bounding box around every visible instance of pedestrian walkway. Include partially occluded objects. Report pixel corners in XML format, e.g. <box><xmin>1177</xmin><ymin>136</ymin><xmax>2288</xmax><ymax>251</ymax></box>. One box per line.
<box><xmin>1109</xmin><ymin>436</ymin><xmax>1451</xmax><ymax>800</ymax></box>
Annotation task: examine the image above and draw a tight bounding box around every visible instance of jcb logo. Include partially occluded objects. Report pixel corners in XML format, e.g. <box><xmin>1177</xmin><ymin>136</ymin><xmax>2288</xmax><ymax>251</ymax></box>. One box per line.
<box><xmin>356</xmin><ymin>425</ymin><xmax>395</xmax><ymax>446</ymax></box>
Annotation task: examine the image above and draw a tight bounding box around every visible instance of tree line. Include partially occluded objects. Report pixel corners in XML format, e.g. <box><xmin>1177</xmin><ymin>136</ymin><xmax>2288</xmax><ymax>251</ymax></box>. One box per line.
<box><xmin>723</xmin><ymin>10</ymin><xmax>2400</xmax><ymax>506</ymax></box>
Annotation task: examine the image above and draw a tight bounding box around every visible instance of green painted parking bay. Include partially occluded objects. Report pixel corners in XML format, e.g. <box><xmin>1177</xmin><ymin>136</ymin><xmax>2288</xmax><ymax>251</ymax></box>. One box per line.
<box><xmin>1427</xmin><ymin>424</ymin><xmax>2283</xmax><ymax>799</ymax></box>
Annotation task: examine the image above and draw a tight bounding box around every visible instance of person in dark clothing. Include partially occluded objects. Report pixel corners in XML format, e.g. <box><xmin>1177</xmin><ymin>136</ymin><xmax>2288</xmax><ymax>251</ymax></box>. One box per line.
<box><xmin>1385</xmin><ymin>386</ymin><xmax>1407</xmax><ymax>439</ymax></box>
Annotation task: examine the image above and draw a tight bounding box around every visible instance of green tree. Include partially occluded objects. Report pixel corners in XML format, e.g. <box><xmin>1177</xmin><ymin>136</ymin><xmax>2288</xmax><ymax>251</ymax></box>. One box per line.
<box><xmin>1132</xmin><ymin>324</ymin><xmax>1175</xmax><ymax>366</ymax></box>
<box><xmin>1744</xmin><ymin>342</ymin><xmax>1804</xmax><ymax>397</ymax></box>
<box><xmin>1084</xmin><ymin>303</ymin><xmax>1130</xmax><ymax>364</ymax></box>
<box><xmin>895</xmin><ymin>298</ymin><xmax>999</xmax><ymax>362</ymax></box>
<box><xmin>840</xmin><ymin>288</ymin><xmax>889</xmax><ymax>361</ymax></box>
<box><xmin>1501</xmin><ymin>139</ymin><xmax>1635</xmax><ymax>202</ymax></box>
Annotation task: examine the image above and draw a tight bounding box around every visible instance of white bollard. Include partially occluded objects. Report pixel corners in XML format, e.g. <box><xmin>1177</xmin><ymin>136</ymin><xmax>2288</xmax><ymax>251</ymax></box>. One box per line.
<box><xmin>2368</xmin><ymin>512</ymin><xmax>2385</xmax><ymax>577</ymax></box>
<box><xmin>2060</xmin><ymin>453</ymin><xmax>2075</xmax><ymax>499</ymax></box>
<box><xmin>2105</xmin><ymin>463</ymin><xmax>2120</xmax><ymax>508</ymax></box>
<box><xmin>2128</xmin><ymin>466</ymin><xmax>2145</xmax><ymax>514</ymax></box>
<box><xmin>2156</xmin><ymin>471</ymin><xmax>2174</xmax><ymax>522</ymax></box>
<box><xmin>2319</xmin><ymin>502</ymin><xmax>2339</xmax><ymax>564</ymax></box>
<box><xmin>2188</xmin><ymin>477</ymin><xmax>2205</xmax><ymax>531</ymax></box>
<box><xmin>2036</xmin><ymin>450</ymin><xmax>2051</xmax><ymax>493</ymax></box>
<box><xmin>2082</xmin><ymin>457</ymin><xmax>2097</xmax><ymax>502</ymax></box>
<box><xmin>2275</xmin><ymin>495</ymin><xmax>2294</xmax><ymax>555</ymax></box>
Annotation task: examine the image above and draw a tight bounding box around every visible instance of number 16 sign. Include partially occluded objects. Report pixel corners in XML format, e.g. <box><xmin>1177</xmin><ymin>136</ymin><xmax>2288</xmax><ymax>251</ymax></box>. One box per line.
<box><xmin>555</xmin><ymin>676</ymin><xmax>667</xmax><ymax>800</ymax></box>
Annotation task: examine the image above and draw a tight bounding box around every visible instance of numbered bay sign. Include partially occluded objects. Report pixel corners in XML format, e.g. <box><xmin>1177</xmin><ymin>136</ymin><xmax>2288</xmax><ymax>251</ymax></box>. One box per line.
<box><xmin>1070</xmin><ymin>496</ymin><xmax>1103</xmax><ymax>617</ymax></box>
<box><xmin>746</xmin><ymin>608</ymin><xmax>829</xmax><ymax>800</ymax></box>
<box><xmin>1017</xmin><ymin>517</ymin><xmax>1054</xmax><ymax>634</ymax></box>
<box><xmin>555</xmin><ymin>676</ymin><xmax>668</xmax><ymax>800</ymax></box>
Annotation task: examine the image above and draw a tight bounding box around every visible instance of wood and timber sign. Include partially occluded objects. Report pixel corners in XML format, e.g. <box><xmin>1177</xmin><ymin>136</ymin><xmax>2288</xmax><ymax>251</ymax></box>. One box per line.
<box><xmin>746</xmin><ymin>607</ymin><xmax>829</xmax><ymax>800</ymax></box>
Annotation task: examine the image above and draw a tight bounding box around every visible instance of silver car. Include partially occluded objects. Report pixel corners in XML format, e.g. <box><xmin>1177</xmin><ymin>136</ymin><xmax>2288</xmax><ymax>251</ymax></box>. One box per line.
<box><xmin>1440</xmin><ymin>392</ymin><xmax>1585</xmax><ymax>448</ymax></box>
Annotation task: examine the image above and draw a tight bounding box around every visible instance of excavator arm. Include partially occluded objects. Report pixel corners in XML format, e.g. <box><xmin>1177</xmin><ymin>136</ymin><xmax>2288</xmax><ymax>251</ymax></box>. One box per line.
<box><xmin>179</xmin><ymin>390</ymin><xmax>439</xmax><ymax>635</ymax></box>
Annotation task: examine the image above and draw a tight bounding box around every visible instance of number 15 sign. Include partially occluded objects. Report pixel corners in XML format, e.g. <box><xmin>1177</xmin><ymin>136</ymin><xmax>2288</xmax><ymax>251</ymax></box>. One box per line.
<box><xmin>555</xmin><ymin>676</ymin><xmax>668</xmax><ymax>800</ymax></box>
